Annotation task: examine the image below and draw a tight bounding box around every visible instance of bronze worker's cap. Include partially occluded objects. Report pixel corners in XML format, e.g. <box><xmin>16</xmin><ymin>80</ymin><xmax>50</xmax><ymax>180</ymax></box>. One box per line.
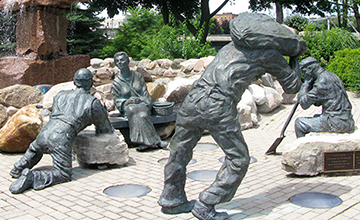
<box><xmin>74</xmin><ymin>68</ymin><xmax>93</xmax><ymax>81</ymax></box>
<box><xmin>299</xmin><ymin>57</ymin><xmax>318</xmax><ymax>68</ymax></box>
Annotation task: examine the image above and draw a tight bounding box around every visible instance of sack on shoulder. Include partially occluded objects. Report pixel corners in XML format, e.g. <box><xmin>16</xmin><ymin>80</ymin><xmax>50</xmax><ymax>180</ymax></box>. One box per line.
<box><xmin>230</xmin><ymin>13</ymin><xmax>306</xmax><ymax>57</ymax></box>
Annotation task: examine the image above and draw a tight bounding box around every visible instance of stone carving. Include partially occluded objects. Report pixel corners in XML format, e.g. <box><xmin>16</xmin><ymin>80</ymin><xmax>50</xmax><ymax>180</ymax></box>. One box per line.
<box><xmin>295</xmin><ymin>57</ymin><xmax>355</xmax><ymax>138</ymax></box>
<box><xmin>8</xmin><ymin>68</ymin><xmax>114</xmax><ymax>194</ymax></box>
<box><xmin>282</xmin><ymin>128</ymin><xmax>360</xmax><ymax>176</ymax></box>
<box><xmin>0</xmin><ymin>105</ymin><xmax>42</xmax><ymax>153</ymax></box>
<box><xmin>112</xmin><ymin>52</ymin><xmax>168</xmax><ymax>151</ymax></box>
<box><xmin>158</xmin><ymin>13</ymin><xmax>305</xmax><ymax>220</ymax></box>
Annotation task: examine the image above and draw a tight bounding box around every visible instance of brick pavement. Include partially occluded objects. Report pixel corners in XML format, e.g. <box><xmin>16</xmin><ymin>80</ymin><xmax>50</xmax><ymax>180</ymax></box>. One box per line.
<box><xmin>1</xmin><ymin>92</ymin><xmax>360</xmax><ymax>219</ymax></box>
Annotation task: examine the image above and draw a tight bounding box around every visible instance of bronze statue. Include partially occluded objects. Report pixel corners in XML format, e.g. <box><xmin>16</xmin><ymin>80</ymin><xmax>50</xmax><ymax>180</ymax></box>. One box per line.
<box><xmin>112</xmin><ymin>52</ymin><xmax>168</xmax><ymax>151</ymax></box>
<box><xmin>295</xmin><ymin>57</ymin><xmax>355</xmax><ymax>138</ymax></box>
<box><xmin>158</xmin><ymin>13</ymin><xmax>305</xmax><ymax>220</ymax></box>
<box><xmin>9</xmin><ymin>68</ymin><xmax>114</xmax><ymax>194</ymax></box>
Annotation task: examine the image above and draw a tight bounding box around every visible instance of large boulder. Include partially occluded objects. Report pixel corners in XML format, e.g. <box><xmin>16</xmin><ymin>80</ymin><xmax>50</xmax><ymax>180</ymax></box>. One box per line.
<box><xmin>0</xmin><ymin>105</ymin><xmax>42</xmax><ymax>153</ymax></box>
<box><xmin>73</xmin><ymin>128</ymin><xmax>129</xmax><ymax>167</ymax></box>
<box><xmin>237</xmin><ymin>89</ymin><xmax>258</xmax><ymax>130</ymax></box>
<box><xmin>248</xmin><ymin>84</ymin><xmax>266</xmax><ymax>105</ymax></box>
<box><xmin>0</xmin><ymin>84</ymin><xmax>43</xmax><ymax>108</ymax></box>
<box><xmin>94</xmin><ymin>83</ymin><xmax>114</xmax><ymax>112</ymax></box>
<box><xmin>282</xmin><ymin>128</ymin><xmax>360</xmax><ymax>176</ymax></box>
<box><xmin>42</xmin><ymin>81</ymin><xmax>76</xmax><ymax>110</ymax></box>
<box><xmin>257</xmin><ymin>86</ymin><xmax>283</xmax><ymax>113</ymax></box>
<box><xmin>136</xmin><ymin>67</ymin><xmax>153</xmax><ymax>82</ymax></box>
<box><xmin>90</xmin><ymin>58</ymin><xmax>104</xmax><ymax>68</ymax></box>
<box><xmin>180</xmin><ymin>59</ymin><xmax>199</xmax><ymax>73</ymax></box>
<box><xmin>147</xmin><ymin>82</ymin><xmax>166</xmax><ymax>102</ymax></box>
<box><xmin>273</xmin><ymin>80</ymin><xmax>296</xmax><ymax>104</ymax></box>
<box><xmin>0</xmin><ymin>56</ymin><xmax>90</xmax><ymax>89</ymax></box>
<box><xmin>0</xmin><ymin>104</ymin><xmax>8</xmax><ymax>127</ymax></box>
<box><xmin>163</xmin><ymin>76</ymin><xmax>200</xmax><ymax>104</ymax></box>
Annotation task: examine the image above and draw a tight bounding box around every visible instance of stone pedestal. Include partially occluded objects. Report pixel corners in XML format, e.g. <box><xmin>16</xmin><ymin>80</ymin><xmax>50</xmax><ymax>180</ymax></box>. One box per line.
<box><xmin>73</xmin><ymin>129</ymin><xmax>129</xmax><ymax>167</ymax></box>
<box><xmin>0</xmin><ymin>55</ymin><xmax>90</xmax><ymax>88</ymax></box>
<box><xmin>282</xmin><ymin>127</ymin><xmax>360</xmax><ymax>176</ymax></box>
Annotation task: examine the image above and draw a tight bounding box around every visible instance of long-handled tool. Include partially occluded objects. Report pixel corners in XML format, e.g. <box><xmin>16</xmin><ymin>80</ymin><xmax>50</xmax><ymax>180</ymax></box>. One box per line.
<box><xmin>265</xmin><ymin>101</ymin><xmax>299</xmax><ymax>155</ymax></box>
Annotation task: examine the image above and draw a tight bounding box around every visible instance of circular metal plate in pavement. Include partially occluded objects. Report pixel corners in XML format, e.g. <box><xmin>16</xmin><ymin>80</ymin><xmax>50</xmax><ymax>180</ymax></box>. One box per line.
<box><xmin>289</xmin><ymin>192</ymin><xmax>343</xmax><ymax>209</ymax></box>
<box><xmin>158</xmin><ymin>158</ymin><xmax>197</xmax><ymax>165</ymax></box>
<box><xmin>187</xmin><ymin>170</ymin><xmax>218</xmax><ymax>182</ymax></box>
<box><xmin>194</xmin><ymin>143</ymin><xmax>218</xmax><ymax>152</ymax></box>
<box><xmin>103</xmin><ymin>184</ymin><xmax>151</xmax><ymax>198</ymax></box>
<box><xmin>218</xmin><ymin>156</ymin><xmax>257</xmax><ymax>164</ymax></box>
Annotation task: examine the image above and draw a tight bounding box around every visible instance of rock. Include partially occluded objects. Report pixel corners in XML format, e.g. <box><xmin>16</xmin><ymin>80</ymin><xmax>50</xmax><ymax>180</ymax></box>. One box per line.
<box><xmin>180</xmin><ymin>59</ymin><xmax>198</xmax><ymax>73</ymax></box>
<box><xmin>273</xmin><ymin>80</ymin><xmax>296</xmax><ymax>104</ymax></box>
<box><xmin>91</xmin><ymin>58</ymin><xmax>104</xmax><ymax>68</ymax></box>
<box><xmin>129</xmin><ymin>60</ymin><xmax>139</xmax><ymax>69</ymax></box>
<box><xmin>0</xmin><ymin>84</ymin><xmax>43</xmax><ymax>108</ymax></box>
<box><xmin>87</xmin><ymin>66</ymin><xmax>98</xmax><ymax>75</ymax></box>
<box><xmin>257</xmin><ymin>87</ymin><xmax>283</xmax><ymax>113</ymax></box>
<box><xmin>248</xmin><ymin>84</ymin><xmax>266</xmax><ymax>105</ymax></box>
<box><xmin>282</xmin><ymin>128</ymin><xmax>360</xmax><ymax>176</ymax></box>
<box><xmin>237</xmin><ymin>105</ymin><xmax>252</xmax><ymax>130</ymax></box>
<box><xmin>0</xmin><ymin>105</ymin><xmax>42</xmax><ymax>153</ymax></box>
<box><xmin>138</xmin><ymin>59</ymin><xmax>152</xmax><ymax>69</ymax></box>
<box><xmin>163</xmin><ymin>69</ymin><xmax>178</xmax><ymax>77</ymax></box>
<box><xmin>0</xmin><ymin>55</ymin><xmax>90</xmax><ymax>89</ymax></box>
<box><xmin>147</xmin><ymin>83</ymin><xmax>166</xmax><ymax>102</ymax></box>
<box><xmin>171</xmin><ymin>59</ymin><xmax>186</xmax><ymax>70</ymax></box>
<box><xmin>95</xmin><ymin>68</ymin><xmax>113</xmax><ymax>80</ymax></box>
<box><xmin>102</xmin><ymin>58</ymin><xmax>115</xmax><ymax>68</ymax></box>
<box><xmin>15</xmin><ymin>6</ymin><xmax>68</xmax><ymax>57</ymax></box>
<box><xmin>200</xmin><ymin>56</ymin><xmax>215</xmax><ymax>69</ymax></box>
<box><xmin>136</xmin><ymin>67</ymin><xmax>153</xmax><ymax>82</ymax></box>
<box><xmin>73</xmin><ymin>128</ymin><xmax>129</xmax><ymax>167</ymax></box>
<box><xmin>42</xmin><ymin>81</ymin><xmax>76</xmax><ymax>110</ymax></box>
<box><xmin>145</xmin><ymin>61</ymin><xmax>158</xmax><ymax>70</ymax></box>
<box><xmin>157</xmin><ymin>59</ymin><xmax>173</xmax><ymax>69</ymax></box>
<box><xmin>94</xmin><ymin>83</ymin><xmax>114</xmax><ymax>111</ymax></box>
<box><xmin>193</xmin><ymin>59</ymin><xmax>205</xmax><ymax>72</ymax></box>
<box><xmin>237</xmin><ymin>89</ymin><xmax>258</xmax><ymax>129</ymax></box>
<box><xmin>154</xmin><ymin>78</ymin><xmax>172</xmax><ymax>87</ymax></box>
<box><xmin>156</xmin><ymin>122</ymin><xmax>176</xmax><ymax>139</ymax></box>
<box><xmin>6</xmin><ymin>106</ymin><xmax>18</xmax><ymax>116</ymax></box>
<box><xmin>0</xmin><ymin>104</ymin><xmax>8</xmax><ymax>127</ymax></box>
<box><xmin>261</xmin><ymin>73</ymin><xmax>275</xmax><ymax>88</ymax></box>
<box><xmin>163</xmin><ymin>76</ymin><xmax>200</xmax><ymax>103</ymax></box>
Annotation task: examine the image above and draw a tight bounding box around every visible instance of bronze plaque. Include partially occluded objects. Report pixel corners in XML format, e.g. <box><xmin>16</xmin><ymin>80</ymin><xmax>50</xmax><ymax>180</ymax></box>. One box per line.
<box><xmin>355</xmin><ymin>151</ymin><xmax>360</xmax><ymax>170</ymax></box>
<box><xmin>323</xmin><ymin>151</ymin><xmax>354</xmax><ymax>172</ymax></box>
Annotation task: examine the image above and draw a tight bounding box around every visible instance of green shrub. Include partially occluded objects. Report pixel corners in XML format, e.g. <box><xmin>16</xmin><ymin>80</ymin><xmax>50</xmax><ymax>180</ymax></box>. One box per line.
<box><xmin>301</xmin><ymin>25</ymin><xmax>360</xmax><ymax>66</ymax></box>
<box><xmin>327</xmin><ymin>48</ymin><xmax>360</xmax><ymax>93</ymax></box>
<box><xmin>140</xmin><ymin>22</ymin><xmax>215</xmax><ymax>60</ymax></box>
<box><xmin>284</xmin><ymin>15</ymin><xmax>309</xmax><ymax>32</ymax></box>
<box><xmin>100</xmin><ymin>7</ymin><xmax>215</xmax><ymax>60</ymax></box>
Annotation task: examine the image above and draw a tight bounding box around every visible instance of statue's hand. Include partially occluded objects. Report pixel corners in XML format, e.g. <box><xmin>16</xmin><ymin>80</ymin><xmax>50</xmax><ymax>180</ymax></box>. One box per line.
<box><xmin>125</xmin><ymin>97</ymin><xmax>137</xmax><ymax>105</ymax></box>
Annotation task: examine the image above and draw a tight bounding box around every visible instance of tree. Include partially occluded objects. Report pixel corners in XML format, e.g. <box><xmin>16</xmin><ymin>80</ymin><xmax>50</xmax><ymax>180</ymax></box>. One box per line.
<box><xmin>249</xmin><ymin>0</ymin><xmax>332</xmax><ymax>23</ymax></box>
<box><xmin>100</xmin><ymin>7</ymin><xmax>163</xmax><ymax>59</ymax></box>
<box><xmin>87</xmin><ymin>0</ymin><xmax>234</xmax><ymax>44</ymax></box>
<box><xmin>66</xmin><ymin>5</ymin><xmax>108</xmax><ymax>57</ymax></box>
<box><xmin>221</xmin><ymin>20</ymin><xmax>230</xmax><ymax>34</ymax></box>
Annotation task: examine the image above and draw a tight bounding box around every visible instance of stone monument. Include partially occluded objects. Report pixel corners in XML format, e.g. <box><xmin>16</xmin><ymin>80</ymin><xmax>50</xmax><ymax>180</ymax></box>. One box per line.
<box><xmin>0</xmin><ymin>0</ymin><xmax>90</xmax><ymax>88</ymax></box>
